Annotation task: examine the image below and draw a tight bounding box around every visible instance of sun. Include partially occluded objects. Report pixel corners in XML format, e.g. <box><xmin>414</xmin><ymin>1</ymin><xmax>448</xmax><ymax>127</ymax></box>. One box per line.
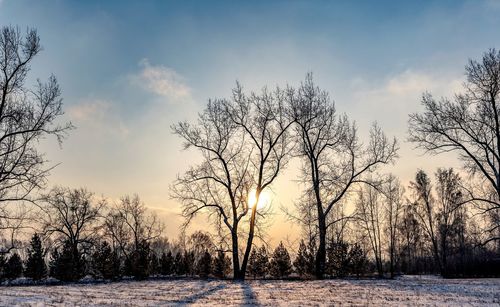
<box><xmin>248</xmin><ymin>188</ymin><xmax>271</xmax><ymax>210</ymax></box>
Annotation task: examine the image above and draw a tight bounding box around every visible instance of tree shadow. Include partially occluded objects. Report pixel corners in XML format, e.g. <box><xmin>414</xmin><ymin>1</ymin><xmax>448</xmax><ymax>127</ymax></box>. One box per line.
<box><xmin>239</xmin><ymin>281</ymin><xmax>260</xmax><ymax>306</ymax></box>
<box><xmin>172</xmin><ymin>282</ymin><xmax>227</xmax><ymax>305</ymax></box>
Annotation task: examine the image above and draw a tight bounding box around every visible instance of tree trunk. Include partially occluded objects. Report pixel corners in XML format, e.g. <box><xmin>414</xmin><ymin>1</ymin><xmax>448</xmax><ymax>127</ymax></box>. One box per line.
<box><xmin>315</xmin><ymin>214</ymin><xmax>327</xmax><ymax>279</ymax></box>
<box><xmin>240</xmin><ymin>203</ymin><xmax>258</xmax><ymax>280</ymax></box>
<box><xmin>231</xmin><ymin>230</ymin><xmax>243</xmax><ymax>280</ymax></box>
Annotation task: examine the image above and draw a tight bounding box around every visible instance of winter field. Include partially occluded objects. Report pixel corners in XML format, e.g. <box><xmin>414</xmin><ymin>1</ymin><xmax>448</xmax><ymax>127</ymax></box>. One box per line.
<box><xmin>0</xmin><ymin>276</ymin><xmax>499</xmax><ymax>306</ymax></box>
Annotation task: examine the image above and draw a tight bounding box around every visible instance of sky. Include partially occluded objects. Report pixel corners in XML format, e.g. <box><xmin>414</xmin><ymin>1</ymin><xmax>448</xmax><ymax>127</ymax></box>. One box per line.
<box><xmin>1</xmin><ymin>0</ymin><xmax>500</xmax><ymax>245</ymax></box>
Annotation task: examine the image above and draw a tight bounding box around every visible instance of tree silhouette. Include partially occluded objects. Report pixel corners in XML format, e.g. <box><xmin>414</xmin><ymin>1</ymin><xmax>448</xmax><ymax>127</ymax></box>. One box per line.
<box><xmin>0</xmin><ymin>26</ymin><xmax>72</xmax><ymax>254</ymax></box>
<box><xmin>291</xmin><ymin>74</ymin><xmax>398</xmax><ymax>278</ymax></box>
<box><xmin>24</xmin><ymin>233</ymin><xmax>47</xmax><ymax>280</ymax></box>
<box><xmin>409</xmin><ymin>49</ymin><xmax>500</xmax><ymax>246</ymax></box>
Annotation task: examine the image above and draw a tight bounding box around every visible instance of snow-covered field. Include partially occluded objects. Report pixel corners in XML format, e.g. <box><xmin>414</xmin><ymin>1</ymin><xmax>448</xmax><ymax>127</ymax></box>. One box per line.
<box><xmin>0</xmin><ymin>276</ymin><xmax>499</xmax><ymax>306</ymax></box>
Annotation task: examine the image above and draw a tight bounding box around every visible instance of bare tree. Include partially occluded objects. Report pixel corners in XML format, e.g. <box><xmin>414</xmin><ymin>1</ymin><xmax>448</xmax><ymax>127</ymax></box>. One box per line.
<box><xmin>383</xmin><ymin>174</ymin><xmax>404</xmax><ymax>278</ymax></box>
<box><xmin>40</xmin><ymin>187</ymin><xmax>104</xmax><ymax>275</ymax></box>
<box><xmin>225</xmin><ymin>83</ymin><xmax>294</xmax><ymax>278</ymax></box>
<box><xmin>409</xmin><ymin>49</ymin><xmax>500</xmax><ymax>245</ymax></box>
<box><xmin>410</xmin><ymin>170</ymin><xmax>441</xmax><ymax>273</ymax></box>
<box><xmin>291</xmin><ymin>74</ymin><xmax>398</xmax><ymax>278</ymax></box>
<box><xmin>172</xmin><ymin>83</ymin><xmax>292</xmax><ymax>280</ymax></box>
<box><xmin>0</xmin><ymin>26</ymin><xmax>65</xmax><ymax>201</ymax></box>
<box><xmin>356</xmin><ymin>184</ymin><xmax>384</xmax><ymax>276</ymax></box>
<box><xmin>0</xmin><ymin>26</ymin><xmax>72</xmax><ymax>252</ymax></box>
<box><xmin>103</xmin><ymin>194</ymin><xmax>163</xmax><ymax>260</ymax></box>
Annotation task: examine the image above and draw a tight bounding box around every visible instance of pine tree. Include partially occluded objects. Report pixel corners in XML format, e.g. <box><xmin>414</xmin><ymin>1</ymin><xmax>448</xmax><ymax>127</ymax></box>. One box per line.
<box><xmin>0</xmin><ymin>254</ymin><xmax>6</xmax><ymax>280</ymax></box>
<box><xmin>212</xmin><ymin>250</ymin><xmax>231</xmax><ymax>279</ymax></box>
<box><xmin>349</xmin><ymin>243</ymin><xmax>367</xmax><ymax>277</ymax></box>
<box><xmin>197</xmin><ymin>249</ymin><xmax>212</xmax><ymax>278</ymax></box>
<box><xmin>293</xmin><ymin>239</ymin><xmax>315</xmax><ymax>278</ymax></box>
<box><xmin>49</xmin><ymin>240</ymin><xmax>85</xmax><ymax>282</ymax></box>
<box><xmin>127</xmin><ymin>240</ymin><xmax>151</xmax><ymax>280</ymax></box>
<box><xmin>255</xmin><ymin>245</ymin><xmax>269</xmax><ymax>278</ymax></box>
<box><xmin>160</xmin><ymin>251</ymin><xmax>174</xmax><ymax>275</ymax></box>
<box><xmin>4</xmin><ymin>253</ymin><xmax>23</xmax><ymax>280</ymax></box>
<box><xmin>269</xmin><ymin>242</ymin><xmax>292</xmax><ymax>278</ymax></box>
<box><xmin>174</xmin><ymin>252</ymin><xmax>186</xmax><ymax>275</ymax></box>
<box><xmin>90</xmin><ymin>241</ymin><xmax>121</xmax><ymax>280</ymax></box>
<box><xmin>184</xmin><ymin>250</ymin><xmax>196</xmax><ymax>276</ymax></box>
<box><xmin>248</xmin><ymin>248</ymin><xmax>259</xmax><ymax>279</ymax></box>
<box><xmin>326</xmin><ymin>240</ymin><xmax>350</xmax><ymax>277</ymax></box>
<box><xmin>25</xmin><ymin>233</ymin><xmax>47</xmax><ymax>281</ymax></box>
<box><xmin>149</xmin><ymin>252</ymin><xmax>160</xmax><ymax>276</ymax></box>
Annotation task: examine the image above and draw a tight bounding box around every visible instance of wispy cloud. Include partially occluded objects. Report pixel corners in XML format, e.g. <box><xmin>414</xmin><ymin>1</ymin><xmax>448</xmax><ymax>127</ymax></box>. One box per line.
<box><xmin>67</xmin><ymin>98</ymin><xmax>129</xmax><ymax>138</ymax></box>
<box><xmin>130</xmin><ymin>59</ymin><xmax>191</xmax><ymax>100</ymax></box>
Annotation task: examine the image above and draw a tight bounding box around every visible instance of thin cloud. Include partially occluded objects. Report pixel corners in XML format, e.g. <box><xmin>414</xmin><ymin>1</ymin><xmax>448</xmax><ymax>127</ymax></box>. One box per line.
<box><xmin>130</xmin><ymin>59</ymin><xmax>191</xmax><ymax>100</ymax></box>
<box><xmin>68</xmin><ymin>98</ymin><xmax>129</xmax><ymax>139</ymax></box>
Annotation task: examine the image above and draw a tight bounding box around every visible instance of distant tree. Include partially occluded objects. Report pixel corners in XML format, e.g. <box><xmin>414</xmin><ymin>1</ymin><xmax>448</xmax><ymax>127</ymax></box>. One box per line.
<box><xmin>293</xmin><ymin>239</ymin><xmax>315</xmax><ymax>278</ymax></box>
<box><xmin>349</xmin><ymin>243</ymin><xmax>367</xmax><ymax>277</ymax></box>
<box><xmin>383</xmin><ymin>175</ymin><xmax>404</xmax><ymax>278</ymax></box>
<box><xmin>326</xmin><ymin>240</ymin><xmax>350</xmax><ymax>278</ymax></box>
<box><xmin>356</xmin><ymin>184</ymin><xmax>384</xmax><ymax>277</ymax></box>
<box><xmin>49</xmin><ymin>240</ymin><xmax>85</xmax><ymax>282</ymax></box>
<box><xmin>409</xmin><ymin>49</ymin><xmax>500</xmax><ymax>246</ymax></box>
<box><xmin>4</xmin><ymin>253</ymin><xmax>22</xmax><ymax>280</ymax></box>
<box><xmin>90</xmin><ymin>241</ymin><xmax>120</xmax><ymax>280</ymax></box>
<box><xmin>125</xmin><ymin>240</ymin><xmax>151</xmax><ymax>280</ymax></box>
<box><xmin>197</xmin><ymin>249</ymin><xmax>212</xmax><ymax>278</ymax></box>
<box><xmin>248</xmin><ymin>245</ymin><xmax>269</xmax><ymax>279</ymax></box>
<box><xmin>291</xmin><ymin>74</ymin><xmax>398</xmax><ymax>278</ymax></box>
<box><xmin>174</xmin><ymin>252</ymin><xmax>186</xmax><ymax>276</ymax></box>
<box><xmin>103</xmin><ymin>195</ymin><xmax>163</xmax><ymax>276</ymax></box>
<box><xmin>0</xmin><ymin>26</ymin><xmax>72</xmax><ymax>254</ymax></box>
<box><xmin>213</xmin><ymin>250</ymin><xmax>231</xmax><ymax>279</ymax></box>
<box><xmin>24</xmin><ymin>233</ymin><xmax>47</xmax><ymax>280</ymax></box>
<box><xmin>160</xmin><ymin>251</ymin><xmax>173</xmax><ymax>275</ymax></box>
<box><xmin>269</xmin><ymin>242</ymin><xmax>292</xmax><ymax>278</ymax></box>
<box><xmin>41</xmin><ymin>187</ymin><xmax>104</xmax><ymax>277</ymax></box>
<box><xmin>0</xmin><ymin>254</ymin><xmax>6</xmax><ymax>280</ymax></box>
<box><xmin>149</xmin><ymin>252</ymin><xmax>160</xmax><ymax>276</ymax></box>
<box><xmin>247</xmin><ymin>248</ymin><xmax>259</xmax><ymax>279</ymax></box>
<box><xmin>184</xmin><ymin>250</ymin><xmax>196</xmax><ymax>276</ymax></box>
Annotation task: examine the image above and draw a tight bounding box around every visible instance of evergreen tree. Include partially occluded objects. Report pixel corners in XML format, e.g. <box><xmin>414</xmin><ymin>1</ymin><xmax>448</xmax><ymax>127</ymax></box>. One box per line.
<box><xmin>90</xmin><ymin>241</ymin><xmax>121</xmax><ymax>280</ymax></box>
<box><xmin>174</xmin><ymin>252</ymin><xmax>186</xmax><ymax>276</ymax></box>
<box><xmin>49</xmin><ymin>240</ymin><xmax>85</xmax><ymax>282</ymax></box>
<box><xmin>127</xmin><ymin>240</ymin><xmax>151</xmax><ymax>280</ymax></box>
<box><xmin>349</xmin><ymin>243</ymin><xmax>367</xmax><ymax>277</ymax></box>
<box><xmin>4</xmin><ymin>253</ymin><xmax>23</xmax><ymax>280</ymax></box>
<box><xmin>160</xmin><ymin>251</ymin><xmax>174</xmax><ymax>275</ymax></box>
<box><xmin>293</xmin><ymin>239</ymin><xmax>315</xmax><ymax>278</ymax></box>
<box><xmin>197</xmin><ymin>249</ymin><xmax>212</xmax><ymax>278</ymax></box>
<box><xmin>269</xmin><ymin>242</ymin><xmax>292</xmax><ymax>278</ymax></box>
<box><xmin>247</xmin><ymin>245</ymin><xmax>270</xmax><ymax>279</ymax></box>
<box><xmin>247</xmin><ymin>248</ymin><xmax>259</xmax><ymax>279</ymax></box>
<box><xmin>0</xmin><ymin>254</ymin><xmax>6</xmax><ymax>280</ymax></box>
<box><xmin>326</xmin><ymin>240</ymin><xmax>351</xmax><ymax>277</ymax></box>
<box><xmin>149</xmin><ymin>252</ymin><xmax>160</xmax><ymax>276</ymax></box>
<box><xmin>212</xmin><ymin>250</ymin><xmax>231</xmax><ymax>279</ymax></box>
<box><xmin>25</xmin><ymin>233</ymin><xmax>47</xmax><ymax>281</ymax></box>
<box><xmin>184</xmin><ymin>250</ymin><xmax>196</xmax><ymax>276</ymax></box>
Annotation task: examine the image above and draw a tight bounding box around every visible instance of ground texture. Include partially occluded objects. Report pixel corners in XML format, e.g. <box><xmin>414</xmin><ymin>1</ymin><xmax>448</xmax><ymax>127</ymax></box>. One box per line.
<box><xmin>0</xmin><ymin>276</ymin><xmax>499</xmax><ymax>306</ymax></box>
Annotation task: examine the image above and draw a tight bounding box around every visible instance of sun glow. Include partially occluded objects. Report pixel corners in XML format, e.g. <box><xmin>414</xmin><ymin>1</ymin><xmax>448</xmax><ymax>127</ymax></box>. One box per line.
<box><xmin>248</xmin><ymin>188</ymin><xmax>271</xmax><ymax>210</ymax></box>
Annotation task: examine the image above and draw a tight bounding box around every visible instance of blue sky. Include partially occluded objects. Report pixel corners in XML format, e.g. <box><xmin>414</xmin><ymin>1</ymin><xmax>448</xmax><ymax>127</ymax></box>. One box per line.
<box><xmin>1</xmin><ymin>0</ymin><xmax>499</xmax><ymax>241</ymax></box>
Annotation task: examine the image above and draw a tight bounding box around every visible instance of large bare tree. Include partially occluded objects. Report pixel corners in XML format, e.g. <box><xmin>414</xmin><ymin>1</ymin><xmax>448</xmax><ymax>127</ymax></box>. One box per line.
<box><xmin>291</xmin><ymin>74</ymin><xmax>398</xmax><ymax>278</ymax></box>
<box><xmin>409</xmin><ymin>49</ymin><xmax>500</xmax><ymax>245</ymax></box>
<box><xmin>0</xmin><ymin>26</ymin><xmax>72</xmax><ymax>252</ymax></box>
<box><xmin>40</xmin><ymin>187</ymin><xmax>104</xmax><ymax>275</ymax></box>
<box><xmin>172</xmin><ymin>83</ymin><xmax>292</xmax><ymax>280</ymax></box>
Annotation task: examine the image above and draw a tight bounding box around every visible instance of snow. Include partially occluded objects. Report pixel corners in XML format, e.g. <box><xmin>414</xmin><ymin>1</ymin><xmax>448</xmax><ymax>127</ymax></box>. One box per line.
<box><xmin>0</xmin><ymin>276</ymin><xmax>498</xmax><ymax>306</ymax></box>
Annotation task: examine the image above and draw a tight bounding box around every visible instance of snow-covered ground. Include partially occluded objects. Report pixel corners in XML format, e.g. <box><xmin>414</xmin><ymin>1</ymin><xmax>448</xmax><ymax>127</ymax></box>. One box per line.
<box><xmin>0</xmin><ymin>275</ymin><xmax>499</xmax><ymax>306</ymax></box>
